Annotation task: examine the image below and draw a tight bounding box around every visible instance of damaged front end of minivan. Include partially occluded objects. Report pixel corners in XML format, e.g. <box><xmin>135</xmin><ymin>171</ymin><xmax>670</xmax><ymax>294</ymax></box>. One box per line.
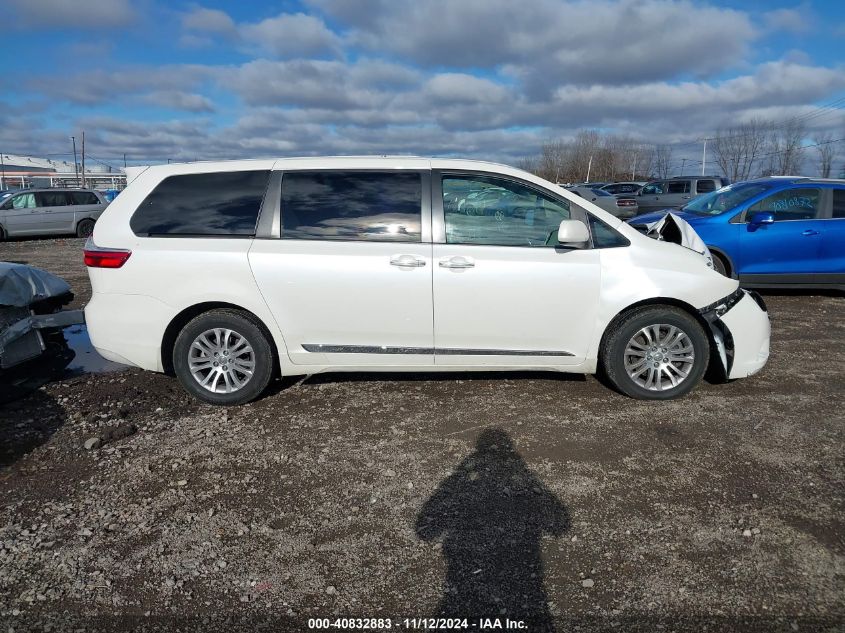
<box><xmin>699</xmin><ymin>287</ymin><xmax>770</xmax><ymax>380</ymax></box>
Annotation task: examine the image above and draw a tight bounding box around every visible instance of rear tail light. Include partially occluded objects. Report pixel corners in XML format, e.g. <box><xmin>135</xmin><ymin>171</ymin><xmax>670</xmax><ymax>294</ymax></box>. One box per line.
<box><xmin>616</xmin><ymin>198</ymin><xmax>636</xmax><ymax>207</ymax></box>
<box><xmin>84</xmin><ymin>238</ymin><xmax>131</xmax><ymax>268</ymax></box>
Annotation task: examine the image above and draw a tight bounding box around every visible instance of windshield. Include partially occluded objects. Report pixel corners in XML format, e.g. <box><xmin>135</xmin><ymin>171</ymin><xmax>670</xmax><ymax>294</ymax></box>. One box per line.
<box><xmin>683</xmin><ymin>182</ymin><xmax>772</xmax><ymax>216</ymax></box>
<box><xmin>590</xmin><ymin>188</ymin><xmax>612</xmax><ymax>197</ymax></box>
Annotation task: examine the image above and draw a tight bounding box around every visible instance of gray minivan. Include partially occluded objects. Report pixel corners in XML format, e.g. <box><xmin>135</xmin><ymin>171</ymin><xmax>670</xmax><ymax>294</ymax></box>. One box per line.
<box><xmin>636</xmin><ymin>177</ymin><xmax>730</xmax><ymax>212</ymax></box>
<box><xmin>0</xmin><ymin>188</ymin><xmax>108</xmax><ymax>239</ymax></box>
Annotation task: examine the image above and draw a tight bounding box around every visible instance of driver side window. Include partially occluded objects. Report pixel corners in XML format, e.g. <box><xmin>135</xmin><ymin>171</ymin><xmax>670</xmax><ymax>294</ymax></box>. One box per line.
<box><xmin>442</xmin><ymin>175</ymin><xmax>571</xmax><ymax>247</ymax></box>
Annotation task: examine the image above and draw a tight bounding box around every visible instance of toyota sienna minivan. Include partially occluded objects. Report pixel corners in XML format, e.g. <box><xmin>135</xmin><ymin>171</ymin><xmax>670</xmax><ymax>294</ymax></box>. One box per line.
<box><xmin>84</xmin><ymin>157</ymin><xmax>770</xmax><ymax>405</ymax></box>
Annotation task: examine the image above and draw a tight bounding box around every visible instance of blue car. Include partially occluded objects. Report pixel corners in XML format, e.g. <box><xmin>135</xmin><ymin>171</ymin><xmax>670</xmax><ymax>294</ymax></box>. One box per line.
<box><xmin>628</xmin><ymin>177</ymin><xmax>845</xmax><ymax>290</ymax></box>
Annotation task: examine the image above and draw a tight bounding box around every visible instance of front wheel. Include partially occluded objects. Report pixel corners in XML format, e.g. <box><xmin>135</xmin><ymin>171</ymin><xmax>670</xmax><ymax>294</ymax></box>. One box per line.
<box><xmin>711</xmin><ymin>253</ymin><xmax>728</xmax><ymax>277</ymax></box>
<box><xmin>601</xmin><ymin>306</ymin><xmax>709</xmax><ymax>400</ymax></box>
<box><xmin>173</xmin><ymin>309</ymin><xmax>274</xmax><ymax>405</ymax></box>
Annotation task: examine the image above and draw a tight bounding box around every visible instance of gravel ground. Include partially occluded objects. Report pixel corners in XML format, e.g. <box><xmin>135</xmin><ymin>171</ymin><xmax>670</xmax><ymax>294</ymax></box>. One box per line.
<box><xmin>1</xmin><ymin>237</ymin><xmax>843</xmax><ymax>632</ymax></box>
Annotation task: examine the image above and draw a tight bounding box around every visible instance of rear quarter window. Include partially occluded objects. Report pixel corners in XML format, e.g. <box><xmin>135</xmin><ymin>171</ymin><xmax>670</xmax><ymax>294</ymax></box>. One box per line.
<box><xmin>131</xmin><ymin>171</ymin><xmax>270</xmax><ymax>236</ymax></box>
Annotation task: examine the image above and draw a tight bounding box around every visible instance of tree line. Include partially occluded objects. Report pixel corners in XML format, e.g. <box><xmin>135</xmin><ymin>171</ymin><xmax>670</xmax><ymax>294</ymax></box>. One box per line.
<box><xmin>517</xmin><ymin>119</ymin><xmax>842</xmax><ymax>184</ymax></box>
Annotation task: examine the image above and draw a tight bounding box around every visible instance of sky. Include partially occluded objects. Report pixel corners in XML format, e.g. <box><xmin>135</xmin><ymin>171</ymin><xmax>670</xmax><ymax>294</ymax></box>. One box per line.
<box><xmin>1</xmin><ymin>0</ymin><xmax>844</xmax><ymax>174</ymax></box>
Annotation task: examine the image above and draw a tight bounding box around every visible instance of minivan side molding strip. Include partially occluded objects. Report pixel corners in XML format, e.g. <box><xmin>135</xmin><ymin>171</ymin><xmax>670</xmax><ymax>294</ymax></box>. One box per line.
<box><xmin>301</xmin><ymin>344</ymin><xmax>573</xmax><ymax>356</ymax></box>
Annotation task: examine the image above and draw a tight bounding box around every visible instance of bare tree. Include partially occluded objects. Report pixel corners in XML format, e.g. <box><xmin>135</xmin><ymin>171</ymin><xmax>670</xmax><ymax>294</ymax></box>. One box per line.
<box><xmin>515</xmin><ymin>155</ymin><xmax>539</xmax><ymax>175</ymax></box>
<box><xmin>653</xmin><ymin>144</ymin><xmax>673</xmax><ymax>178</ymax></box>
<box><xmin>713</xmin><ymin>119</ymin><xmax>768</xmax><ymax>181</ymax></box>
<box><xmin>766</xmin><ymin>119</ymin><xmax>806</xmax><ymax>175</ymax></box>
<box><xmin>537</xmin><ymin>139</ymin><xmax>567</xmax><ymax>183</ymax></box>
<box><xmin>814</xmin><ymin>132</ymin><xmax>835</xmax><ymax>178</ymax></box>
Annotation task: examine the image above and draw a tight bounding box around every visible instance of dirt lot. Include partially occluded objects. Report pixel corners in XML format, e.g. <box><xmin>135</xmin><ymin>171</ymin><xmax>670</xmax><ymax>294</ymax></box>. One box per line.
<box><xmin>1</xmin><ymin>237</ymin><xmax>843</xmax><ymax>632</ymax></box>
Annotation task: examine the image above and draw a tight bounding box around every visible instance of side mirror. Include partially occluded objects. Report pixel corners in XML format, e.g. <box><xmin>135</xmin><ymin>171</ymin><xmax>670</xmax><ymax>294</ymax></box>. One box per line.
<box><xmin>557</xmin><ymin>219</ymin><xmax>590</xmax><ymax>247</ymax></box>
<box><xmin>747</xmin><ymin>211</ymin><xmax>774</xmax><ymax>232</ymax></box>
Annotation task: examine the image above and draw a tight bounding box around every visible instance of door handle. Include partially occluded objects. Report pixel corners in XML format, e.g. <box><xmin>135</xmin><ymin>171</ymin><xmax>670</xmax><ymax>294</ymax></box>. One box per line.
<box><xmin>802</xmin><ymin>229</ymin><xmax>820</xmax><ymax>236</ymax></box>
<box><xmin>390</xmin><ymin>254</ymin><xmax>426</xmax><ymax>267</ymax></box>
<box><xmin>439</xmin><ymin>256</ymin><xmax>475</xmax><ymax>269</ymax></box>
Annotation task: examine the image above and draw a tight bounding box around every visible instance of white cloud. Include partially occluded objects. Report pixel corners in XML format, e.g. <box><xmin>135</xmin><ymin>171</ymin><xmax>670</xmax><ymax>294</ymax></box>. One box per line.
<box><xmin>763</xmin><ymin>7</ymin><xmax>812</xmax><ymax>34</ymax></box>
<box><xmin>241</xmin><ymin>13</ymin><xmax>342</xmax><ymax>58</ymax></box>
<box><xmin>181</xmin><ymin>7</ymin><xmax>236</xmax><ymax>34</ymax></box>
<box><xmin>7</xmin><ymin>0</ymin><xmax>136</xmax><ymax>28</ymax></box>
<box><xmin>182</xmin><ymin>7</ymin><xmax>341</xmax><ymax>59</ymax></box>
<box><xmin>219</xmin><ymin>59</ymin><xmax>421</xmax><ymax>109</ymax></box>
<box><xmin>142</xmin><ymin>91</ymin><xmax>216</xmax><ymax>113</ymax></box>
<box><xmin>312</xmin><ymin>0</ymin><xmax>757</xmax><ymax>89</ymax></box>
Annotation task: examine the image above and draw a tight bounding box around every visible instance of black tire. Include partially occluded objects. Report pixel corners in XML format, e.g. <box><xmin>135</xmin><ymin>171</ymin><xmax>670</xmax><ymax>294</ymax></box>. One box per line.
<box><xmin>173</xmin><ymin>309</ymin><xmax>274</xmax><ymax>405</ymax></box>
<box><xmin>0</xmin><ymin>225</ymin><xmax>6</xmax><ymax>241</ymax></box>
<box><xmin>600</xmin><ymin>306</ymin><xmax>709</xmax><ymax>400</ymax></box>
<box><xmin>76</xmin><ymin>218</ymin><xmax>95</xmax><ymax>238</ymax></box>
<box><xmin>711</xmin><ymin>252</ymin><xmax>728</xmax><ymax>277</ymax></box>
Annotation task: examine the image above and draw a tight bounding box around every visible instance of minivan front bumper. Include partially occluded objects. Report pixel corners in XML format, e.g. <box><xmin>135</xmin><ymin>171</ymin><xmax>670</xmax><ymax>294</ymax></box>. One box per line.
<box><xmin>700</xmin><ymin>289</ymin><xmax>770</xmax><ymax>379</ymax></box>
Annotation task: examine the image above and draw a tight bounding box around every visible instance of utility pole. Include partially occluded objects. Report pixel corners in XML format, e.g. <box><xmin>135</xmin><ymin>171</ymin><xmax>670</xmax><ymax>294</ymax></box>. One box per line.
<box><xmin>0</xmin><ymin>151</ymin><xmax>5</xmax><ymax>190</ymax></box>
<box><xmin>680</xmin><ymin>158</ymin><xmax>686</xmax><ymax>175</ymax></box>
<box><xmin>71</xmin><ymin>136</ymin><xmax>79</xmax><ymax>186</ymax></box>
<box><xmin>585</xmin><ymin>155</ymin><xmax>593</xmax><ymax>183</ymax></box>
<box><xmin>701</xmin><ymin>138</ymin><xmax>707</xmax><ymax>176</ymax></box>
<box><xmin>123</xmin><ymin>153</ymin><xmax>127</xmax><ymax>169</ymax></box>
<box><xmin>81</xmin><ymin>130</ymin><xmax>86</xmax><ymax>188</ymax></box>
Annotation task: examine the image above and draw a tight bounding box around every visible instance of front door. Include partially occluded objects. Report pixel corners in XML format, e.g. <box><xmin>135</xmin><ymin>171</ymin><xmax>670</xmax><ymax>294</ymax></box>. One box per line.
<box><xmin>2</xmin><ymin>192</ymin><xmax>40</xmax><ymax>235</ymax></box>
<box><xmin>432</xmin><ymin>172</ymin><xmax>600</xmax><ymax>366</ymax></box>
<box><xmin>249</xmin><ymin>168</ymin><xmax>435</xmax><ymax>366</ymax></box>
<box><xmin>738</xmin><ymin>187</ymin><xmax>824</xmax><ymax>275</ymax></box>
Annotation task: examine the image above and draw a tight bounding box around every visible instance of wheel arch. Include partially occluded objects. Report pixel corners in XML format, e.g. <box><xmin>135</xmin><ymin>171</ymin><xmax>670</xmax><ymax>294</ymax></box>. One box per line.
<box><xmin>707</xmin><ymin>245</ymin><xmax>736</xmax><ymax>278</ymax></box>
<box><xmin>161</xmin><ymin>301</ymin><xmax>281</xmax><ymax>376</ymax></box>
<box><xmin>598</xmin><ymin>297</ymin><xmax>723</xmax><ymax>378</ymax></box>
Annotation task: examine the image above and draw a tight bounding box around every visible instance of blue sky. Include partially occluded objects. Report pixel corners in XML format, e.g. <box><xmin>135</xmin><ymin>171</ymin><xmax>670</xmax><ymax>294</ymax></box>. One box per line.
<box><xmin>2</xmin><ymin>0</ymin><xmax>844</xmax><ymax>174</ymax></box>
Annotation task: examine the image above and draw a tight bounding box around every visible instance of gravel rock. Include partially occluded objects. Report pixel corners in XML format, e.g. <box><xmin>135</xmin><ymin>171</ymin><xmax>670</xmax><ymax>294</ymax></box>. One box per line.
<box><xmin>83</xmin><ymin>437</ymin><xmax>101</xmax><ymax>450</ymax></box>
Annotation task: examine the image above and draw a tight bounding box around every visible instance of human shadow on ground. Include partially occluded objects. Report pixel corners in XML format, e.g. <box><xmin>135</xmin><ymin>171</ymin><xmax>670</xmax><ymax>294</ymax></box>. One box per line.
<box><xmin>415</xmin><ymin>428</ymin><xmax>569</xmax><ymax>632</ymax></box>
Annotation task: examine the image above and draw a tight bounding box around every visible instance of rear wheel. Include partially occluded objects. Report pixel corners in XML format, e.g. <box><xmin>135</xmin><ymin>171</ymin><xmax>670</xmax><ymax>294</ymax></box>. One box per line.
<box><xmin>76</xmin><ymin>219</ymin><xmax>95</xmax><ymax>238</ymax></box>
<box><xmin>601</xmin><ymin>306</ymin><xmax>709</xmax><ymax>400</ymax></box>
<box><xmin>173</xmin><ymin>309</ymin><xmax>274</xmax><ymax>405</ymax></box>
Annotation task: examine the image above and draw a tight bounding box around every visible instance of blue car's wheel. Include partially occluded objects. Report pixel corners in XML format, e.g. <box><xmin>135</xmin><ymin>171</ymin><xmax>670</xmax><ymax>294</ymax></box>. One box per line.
<box><xmin>711</xmin><ymin>253</ymin><xmax>729</xmax><ymax>277</ymax></box>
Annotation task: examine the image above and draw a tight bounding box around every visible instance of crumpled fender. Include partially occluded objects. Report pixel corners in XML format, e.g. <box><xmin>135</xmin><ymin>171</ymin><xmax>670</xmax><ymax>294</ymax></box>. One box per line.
<box><xmin>645</xmin><ymin>212</ymin><xmax>714</xmax><ymax>270</ymax></box>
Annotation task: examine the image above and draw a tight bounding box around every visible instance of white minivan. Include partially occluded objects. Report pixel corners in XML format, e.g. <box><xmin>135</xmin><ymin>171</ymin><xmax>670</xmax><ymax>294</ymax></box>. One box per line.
<box><xmin>84</xmin><ymin>157</ymin><xmax>770</xmax><ymax>405</ymax></box>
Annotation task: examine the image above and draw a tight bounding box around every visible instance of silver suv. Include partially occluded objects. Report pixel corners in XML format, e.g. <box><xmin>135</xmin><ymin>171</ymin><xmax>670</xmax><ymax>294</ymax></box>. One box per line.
<box><xmin>636</xmin><ymin>177</ymin><xmax>730</xmax><ymax>212</ymax></box>
<box><xmin>0</xmin><ymin>188</ymin><xmax>108</xmax><ymax>239</ymax></box>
